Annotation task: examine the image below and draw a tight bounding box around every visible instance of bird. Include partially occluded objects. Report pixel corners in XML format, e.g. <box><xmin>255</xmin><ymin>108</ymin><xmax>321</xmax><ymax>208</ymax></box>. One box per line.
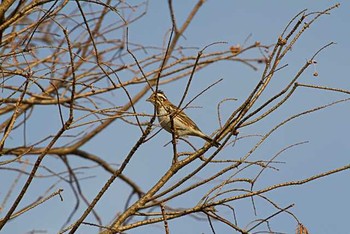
<box><xmin>147</xmin><ymin>90</ymin><xmax>220</xmax><ymax>147</ymax></box>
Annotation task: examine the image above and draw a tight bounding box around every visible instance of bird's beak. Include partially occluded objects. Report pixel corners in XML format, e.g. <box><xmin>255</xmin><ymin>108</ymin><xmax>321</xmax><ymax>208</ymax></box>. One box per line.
<box><xmin>146</xmin><ymin>96</ymin><xmax>152</xmax><ymax>102</ymax></box>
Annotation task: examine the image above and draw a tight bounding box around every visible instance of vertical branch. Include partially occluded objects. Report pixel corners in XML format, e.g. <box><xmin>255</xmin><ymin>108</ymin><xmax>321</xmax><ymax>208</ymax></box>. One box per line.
<box><xmin>160</xmin><ymin>203</ymin><xmax>170</xmax><ymax>234</ymax></box>
<box><xmin>170</xmin><ymin>112</ymin><xmax>178</xmax><ymax>164</ymax></box>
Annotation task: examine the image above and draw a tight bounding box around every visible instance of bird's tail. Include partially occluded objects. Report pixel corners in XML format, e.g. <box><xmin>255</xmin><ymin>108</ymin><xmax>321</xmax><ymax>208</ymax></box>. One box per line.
<box><xmin>202</xmin><ymin>135</ymin><xmax>220</xmax><ymax>148</ymax></box>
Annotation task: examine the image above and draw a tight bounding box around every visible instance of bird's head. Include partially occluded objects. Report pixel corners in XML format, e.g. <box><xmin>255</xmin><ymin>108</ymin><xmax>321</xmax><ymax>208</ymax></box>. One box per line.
<box><xmin>146</xmin><ymin>90</ymin><xmax>167</xmax><ymax>106</ymax></box>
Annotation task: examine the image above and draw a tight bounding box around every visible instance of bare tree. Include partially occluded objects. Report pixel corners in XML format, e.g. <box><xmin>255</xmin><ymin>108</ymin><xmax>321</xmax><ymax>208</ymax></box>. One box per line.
<box><xmin>0</xmin><ymin>1</ymin><xmax>348</xmax><ymax>233</ymax></box>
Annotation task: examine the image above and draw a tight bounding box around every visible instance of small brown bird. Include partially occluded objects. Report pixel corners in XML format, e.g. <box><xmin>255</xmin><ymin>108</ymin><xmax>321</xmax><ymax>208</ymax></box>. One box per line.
<box><xmin>147</xmin><ymin>90</ymin><xmax>220</xmax><ymax>147</ymax></box>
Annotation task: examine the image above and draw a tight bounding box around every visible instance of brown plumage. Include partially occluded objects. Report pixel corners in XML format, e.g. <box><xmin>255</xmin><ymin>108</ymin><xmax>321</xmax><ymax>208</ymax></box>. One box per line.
<box><xmin>147</xmin><ymin>90</ymin><xmax>220</xmax><ymax>147</ymax></box>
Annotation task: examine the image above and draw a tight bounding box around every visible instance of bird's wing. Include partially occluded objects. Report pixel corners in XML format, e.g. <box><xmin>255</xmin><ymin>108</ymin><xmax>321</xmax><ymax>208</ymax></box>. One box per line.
<box><xmin>166</xmin><ymin>102</ymin><xmax>202</xmax><ymax>131</ymax></box>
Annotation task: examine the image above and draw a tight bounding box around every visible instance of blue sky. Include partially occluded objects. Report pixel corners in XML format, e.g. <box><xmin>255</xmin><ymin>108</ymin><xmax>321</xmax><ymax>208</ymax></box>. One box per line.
<box><xmin>1</xmin><ymin>1</ymin><xmax>349</xmax><ymax>234</ymax></box>
<box><xmin>125</xmin><ymin>2</ymin><xmax>350</xmax><ymax>233</ymax></box>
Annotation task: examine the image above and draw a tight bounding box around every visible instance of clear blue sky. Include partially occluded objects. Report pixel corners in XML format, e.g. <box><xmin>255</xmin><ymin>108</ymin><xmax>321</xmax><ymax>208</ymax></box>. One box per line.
<box><xmin>2</xmin><ymin>1</ymin><xmax>349</xmax><ymax>234</ymax></box>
